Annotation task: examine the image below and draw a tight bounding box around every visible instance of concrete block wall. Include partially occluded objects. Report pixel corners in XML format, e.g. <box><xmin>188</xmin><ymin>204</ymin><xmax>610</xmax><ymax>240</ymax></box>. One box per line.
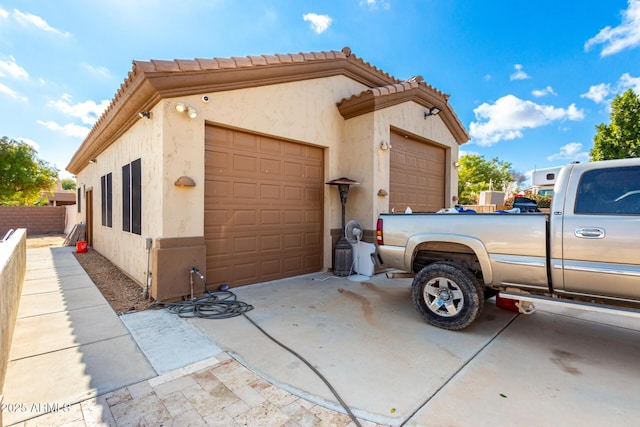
<box><xmin>0</xmin><ymin>206</ymin><xmax>66</xmax><ymax>237</ymax></box>
<box><xmin>0</xmin><ymin>228</ymin><xmax>27</xmax><ymax>427</ymax></box>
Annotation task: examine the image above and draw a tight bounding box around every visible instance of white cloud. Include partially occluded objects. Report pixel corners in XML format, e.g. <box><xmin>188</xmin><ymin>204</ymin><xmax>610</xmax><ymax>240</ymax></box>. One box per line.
<box><xmin>581</xmin><ymin>83</ymin><xmax>611</xmax><ymax>103</ymax></box>
<box><xmin>469</xmin><ymin>94</ymin><xmax>585</xmax><ymax>146</ymax></box>
<box><xmin>37</xmin><ymin>120</ymin><xmax>90</xmax><ymax>138</ymax></box>
<box><xmin>581</xmin><ymin>73</ymin><xmax>640</xmax><ymax>104</ymax></box>
<box><xmin>80</xmin><ymin>63</ymin><xmax>112</xmax><ymax>79</ymax></box>
<box><xmin>13</xmin><ymin>9</ymin><xmax>71</xmax><ymax>37</ymax></box>
<box><xmin>585</xmin><ymin>0</ymin><xmax>640</xmax><ymax>56</ymax></box>
<box><xmin>619</xmin><ymin>72</ymin><xmax>640</xmax><ymax>94</ymax></box>
<box><xmin>360</xmin><ymin>0</ymin><xmax>391</xmax><ymax>10</ymax></box>
<box><xmin>0</xmin><ymin>55</ymin><xmax>29</xmax><ymax>79</ymax></box>
<box><xmin>0</xmin><ymin>82</ymin><xmax>27</xmax><ymax>101</ymax></box>
<box><xmin>458</xmin><ymin>150</ymin><xmax>479</xmax><ymax>158</ymax></box>
<box><xmin>547</xmin><ymin>142</ymin><xmax>591</xmax><ymax>162</ymax></box>
<box><xmin>0</xmin><ymin>7</ymin><xmax>8</xmax><ymax>18</ymax></box>
<box><xmin>17</xmin><ymin>137</ymin><xmax>39</xmax><ymax>150</ymax></box>
<box><xmin>49</xmin><ymin>94</ymin><xmax>109</xmax><ymax>125</ymax></box>
<box><xmin>302</xmin><ymin>13</ymin><xmax>332</xmax><ymax>34</ymax></box>
<box><xmin>510</xmin><ymin>64</ymin><xmax>530</xmax><ymax>81</ymax></box>
<box><xmin>531</xmin><ymin>86</ymin><xmax>557</xmax><ymax>97</ymax></box>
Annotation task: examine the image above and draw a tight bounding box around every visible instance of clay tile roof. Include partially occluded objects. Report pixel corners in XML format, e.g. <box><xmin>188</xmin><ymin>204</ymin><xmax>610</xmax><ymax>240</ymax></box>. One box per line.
<box><xmin>337</xmin><ymin>80</ymin><xmax>469</xmax><ymax>145</ymax></box>
<box><xmin>174</xmin><ymin>59</ymin><xmax>201</xmax><ymax>71</ymax></box>
<box><xmin>194</xmin><ymin>58</ymin><xmax>220</xmax><ymax>70</ymax></box>
<box><xmin>66</xmin><ymin>47</ymin><xmax>468</xmax><ymax>174</ymax></box>
<box><xmin>262</xmin><ymin>54</ymin><xmax>281</xmax><ymax>65</ymax></box>
<box><xmin>149</xmin><ymin>59</ymin><xmax>181</xmax><ymax>72</ymax></box>
<box><xmin>215</xmin><ymin>57</ymin><xmax>237</xmax><ymax>69</ymax></box>
<box><xmin>247</xmin><ymin>55</ymin><xmax>268</xmax><ymax>66</ymax></box>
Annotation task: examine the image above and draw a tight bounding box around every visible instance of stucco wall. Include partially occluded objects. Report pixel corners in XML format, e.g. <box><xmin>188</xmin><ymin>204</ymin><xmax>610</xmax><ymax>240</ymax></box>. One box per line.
<box><xmin>75</xmin><ymin>103</ymin><xmax>165</xmax><ymax>285</ymax></box>
<box><xmin>0</xmin><ymin>228</ymin><xmax>26</xmax><ymax>415</ymax></box>
<box><xmin>74</xmin><ymin>74</ymin><xmax>462</xmax><ymax>284</ymax></box>
<box><xmin>0</xmin><ymin>206</ymin><xmax>66</xmax><ymax>237</ymax></box>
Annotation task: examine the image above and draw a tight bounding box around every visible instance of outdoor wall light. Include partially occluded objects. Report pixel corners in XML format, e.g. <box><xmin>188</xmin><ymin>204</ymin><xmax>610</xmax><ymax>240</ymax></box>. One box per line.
<box><xmin>175</xmin><ymin>103</ymin><xmax>198</xmax><ymax>119</ymax></box>
<box><xmin>453</xmin><ymin>161</ymin><xmax>460</xmax><ymax>168</ymax></box>
<box><xmin>174</xmin><ymin>176</ymin><xmax>196</xmax><ymax>187</ymax></box>
<box><xmin>89</xmin><ymin>158</ymin><xmax>97</xmax><ymax>164</ymax></box>
<box><xmin>424</xmin><ymin>106</ymin><xmax>442</xmax><ymax>118</ymax></box>
<box><xmin>380</xmin><ymin>141</ymin><xmax>391</xmax><ymax>150</ymax></box>
<box><xmin>138</xmin><ymin>111</ymin><xmax>152</xmax><ymax>119</ymax></box>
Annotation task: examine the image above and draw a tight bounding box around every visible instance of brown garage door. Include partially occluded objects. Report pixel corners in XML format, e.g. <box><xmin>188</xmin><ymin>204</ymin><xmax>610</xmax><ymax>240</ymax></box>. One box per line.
<box><xmin>389</xmin><ymin>131</ymin><xmax>446</xmax><ymax>213</ymax></box>
<box><xmin>204</xmin><ymin>126</ymin><xmax>323</xmax><ymax>288</ymax></box>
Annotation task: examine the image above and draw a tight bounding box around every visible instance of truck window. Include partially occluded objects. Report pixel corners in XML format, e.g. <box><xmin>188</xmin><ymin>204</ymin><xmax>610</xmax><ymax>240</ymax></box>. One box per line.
<box><xmin>575</xmin><ymin>166</ymin><xmax>640</xmax><ymax>215</ymax></box>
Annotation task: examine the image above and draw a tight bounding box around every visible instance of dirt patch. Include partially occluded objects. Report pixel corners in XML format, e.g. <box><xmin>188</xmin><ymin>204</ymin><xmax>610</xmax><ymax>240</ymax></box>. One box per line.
<box><xmin>27</xmin><ymin>234</ymin><xmax>154</xmax><ymax>313</ymax></box>
<box><xmin>73</xmin><ymin>249</ymin><xmax>154</xmax><ymax>313</ymax></box>
<box><xmin>26</xmin><ymin>234</ymin><xmax>67</xmax><ymax>249</ymax></box>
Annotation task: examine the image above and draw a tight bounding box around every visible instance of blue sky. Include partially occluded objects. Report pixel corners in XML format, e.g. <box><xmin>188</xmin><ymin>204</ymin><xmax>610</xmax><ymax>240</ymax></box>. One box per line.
<box><xmin>1</xmin><ymin>1</ymin><xmax>639</xmax><ymax>184</ymax></box>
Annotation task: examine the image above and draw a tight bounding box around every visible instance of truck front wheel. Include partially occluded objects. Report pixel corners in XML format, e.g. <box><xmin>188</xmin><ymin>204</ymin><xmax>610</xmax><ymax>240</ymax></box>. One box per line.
<box><xmin>412</xmin><ymin>261</ymin><xmax>484</xmax><ymax>330</ymax></box>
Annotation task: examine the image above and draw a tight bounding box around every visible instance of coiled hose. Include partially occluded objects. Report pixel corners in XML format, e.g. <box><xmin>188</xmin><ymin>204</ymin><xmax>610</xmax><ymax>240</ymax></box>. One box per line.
<box><xmin>152</xmin><ymin>289</ymin><xmax>362</xmax><ymax>426</ymax></box>
<box><xmin>149</xmin><ymin>290</ymin><xmax>253</xmax><ymax>319</ymax></box>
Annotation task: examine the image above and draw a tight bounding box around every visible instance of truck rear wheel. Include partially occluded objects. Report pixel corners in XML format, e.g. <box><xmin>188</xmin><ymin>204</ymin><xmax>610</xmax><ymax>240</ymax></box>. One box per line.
<box><xmin>412</xmin><ymin>261</ymin><xmax>484</xmax><ymax>330</ymax></box>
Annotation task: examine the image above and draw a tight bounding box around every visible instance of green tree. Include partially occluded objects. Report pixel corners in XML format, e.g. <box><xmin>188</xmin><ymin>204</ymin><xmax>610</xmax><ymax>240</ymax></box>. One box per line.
<box><xmin>457</xmin><ymin>154</ymin><xmax>514</xmax><ymax>204</ymax></box>
<box><xmin>590</xmin><ymin>89</ymin><xmax>640</xmax><ymax>161</ymax></box>
<box><xmin>0</xmin><ymin>136</ymin><xmax>58</xmax><ymax>205</ymax></box>
<box><xmin>61</xmin><ymin>178</ymin><xmax>76</xmax><ymax>190</ymax></box>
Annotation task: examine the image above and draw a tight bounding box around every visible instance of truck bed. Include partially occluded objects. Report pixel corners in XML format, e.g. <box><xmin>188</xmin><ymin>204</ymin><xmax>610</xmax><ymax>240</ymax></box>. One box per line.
<box><xmin>377</xmin><ymin>212</ymin><xmax>550</xmax><ymax>289</ymax></box>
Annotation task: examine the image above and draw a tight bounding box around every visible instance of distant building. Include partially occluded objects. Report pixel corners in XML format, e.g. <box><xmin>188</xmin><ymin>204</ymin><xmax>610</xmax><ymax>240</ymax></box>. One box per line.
<box><xmin>530</xmin><ymin>166</ymin><xmax>563</xmax><ymax>196</ymax></box>
<box><xmin>40</xmin><ymin>180</ymin><xmax>76</xmax><ymax>206</ymax></box>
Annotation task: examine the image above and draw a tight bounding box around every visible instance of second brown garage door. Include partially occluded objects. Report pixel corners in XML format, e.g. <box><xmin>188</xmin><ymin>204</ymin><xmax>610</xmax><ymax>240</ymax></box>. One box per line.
<box><xmin>204</xmin><ymin>126</ymin><xmax>324</xmax><ymax>288</ymax></box>
<box><xmin>389</xmin><ymin>131</ymin><xmax>446</xmax><ymax>213</ymax></box>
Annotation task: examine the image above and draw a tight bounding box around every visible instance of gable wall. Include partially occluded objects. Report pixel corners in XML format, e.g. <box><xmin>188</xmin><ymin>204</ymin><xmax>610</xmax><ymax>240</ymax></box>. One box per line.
<box><xmin>342</xmin><ymin>100</ymin><xmax>459</xmax><ymax>227</ymax></box>
<box><xmin>74</xmin><ymin>73</ymin><xmax>461</xmax><ymax>289</ymax></box>
<box><xmin>76</xmin><ymin>102</ymin><xmax>165</xmax><ymax>285</ymax></box>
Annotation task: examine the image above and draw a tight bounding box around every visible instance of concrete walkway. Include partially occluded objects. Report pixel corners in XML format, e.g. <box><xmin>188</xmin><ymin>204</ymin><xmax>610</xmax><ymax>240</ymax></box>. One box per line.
<box><xmin>4</xmin><ymin>246</ymin><xmax>640</xmax><ymax>426</ymax></box>
<box><xmin>2</xmin><ymin>247</ymin><xmax>378</xmax><ymax>427</ymax></box>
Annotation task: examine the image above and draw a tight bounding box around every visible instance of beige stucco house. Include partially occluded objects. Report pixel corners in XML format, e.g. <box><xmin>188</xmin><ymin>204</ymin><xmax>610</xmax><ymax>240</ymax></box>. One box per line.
<box><xmin>66</xmin><ymin>47</ymin><xmax>469</xmax><ymax>300</ymax></box>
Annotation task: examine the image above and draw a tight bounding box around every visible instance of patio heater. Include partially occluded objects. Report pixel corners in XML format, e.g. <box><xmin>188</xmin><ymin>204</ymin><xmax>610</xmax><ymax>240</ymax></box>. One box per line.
<box><xmin>326</xmin><ymin>177</ymin><xmax>360</xmax><ymax>277</ymax></box>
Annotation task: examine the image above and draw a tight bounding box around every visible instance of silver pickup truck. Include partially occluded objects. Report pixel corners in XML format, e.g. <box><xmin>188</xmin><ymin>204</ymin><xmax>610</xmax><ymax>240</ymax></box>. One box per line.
<box><xmin>376</xmin><ymin>158</ymin><xmax>640</xmax><ymax>330</ymax></box>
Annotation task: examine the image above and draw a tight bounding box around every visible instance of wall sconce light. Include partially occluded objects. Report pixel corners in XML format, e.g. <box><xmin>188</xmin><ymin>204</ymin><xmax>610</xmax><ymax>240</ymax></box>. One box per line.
<box><xmin>175</xmin><ymin>103</ymin><xmax>198</xmax><ymax>119</ymax></box>
<box><xmin>89</xmin><ymin>158</ymin><xmax>97</xmax><ymax>164</ymax></box>
<box><xmin>174</xmin><ymin>176</ymin><xmax>196</xmax><ymax>187</ymax></box>
<box><xmin>380</xmin><ymin>141</ymin><xmax>391</xmax><ymax>150</ymax></box>
<box><xmin>138</xmin><ymin>111</ymin><xmax>152</xmax><ymax>119</ymax></box>
<box><xmin>424</xmin><ymin>106</ymin><xmax>442</xmax><ymax>118</ymax></box>
<box><xmin>453</xmin><ymin>161</ymin><xmax>460</xmax><ymax>168</ymax></box>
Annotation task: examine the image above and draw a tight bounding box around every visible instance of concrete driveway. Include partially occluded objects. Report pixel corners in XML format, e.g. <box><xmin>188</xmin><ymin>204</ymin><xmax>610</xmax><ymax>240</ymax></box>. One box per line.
<box><xmin>187</xmin><ymin>272</ymin><xmax>640</xmax><ymax>426</ymax></box>
<box><xmin>8</xmin><ymin>246</ymin><xmax>640</xmax><ymax>426</ymax></box>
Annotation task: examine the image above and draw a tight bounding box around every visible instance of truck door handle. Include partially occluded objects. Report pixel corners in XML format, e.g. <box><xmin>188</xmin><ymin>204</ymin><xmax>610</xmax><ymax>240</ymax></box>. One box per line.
<box><xmin>574</xmin><ymin>227</ymin><xmax>605</xmax><ymax>239</ymax></box>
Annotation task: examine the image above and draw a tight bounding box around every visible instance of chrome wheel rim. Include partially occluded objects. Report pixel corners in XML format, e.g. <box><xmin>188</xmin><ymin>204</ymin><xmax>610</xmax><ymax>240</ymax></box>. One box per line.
<box><xmin>423</xmin><ymin>277</ymin><xmax>464</xmax><ymax>317</ymax></box>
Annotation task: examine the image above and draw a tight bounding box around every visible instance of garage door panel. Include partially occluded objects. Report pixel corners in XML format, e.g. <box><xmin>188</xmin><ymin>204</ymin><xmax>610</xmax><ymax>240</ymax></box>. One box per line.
<box><xmin>260</xmin><ymin>138</ymin><xmax>281</xmax><ymax>154</ymax></box>
<box><xmin>260</xmin><ymin>210</ymin><xmax>281</xmax><ymax>225</ymax></box>
<box><xmin>233</xmin><ymin>210</ymin><xmax>257</xmax><ymax>226</ymax></box>
<box><xmin>233</xmin><ymin>132</ymin><xmax>259</xmax><ymax>150</ymax></box>
<box><xmin>233</xmin><ymin>182</ymin><xmax>258</xmax><ymax>199</ymax></box>
<box><xmin>205</xmin><ymin>125</ymin><xmax>323</xmax><ymax>288</ymax></box>
<box><xmin>261</xmin><ymin>234</ymin><xmax>282</xmax><ymax>251</ymax></box>
<box><xmin>284</xmin><ymin>232</ymin><xmax>303</xmax><ymax>248</ymax></box>
<box><xmin>261</xmin><ymin>158</ymin><xmax>282</xmax><ymax>175</ymax></box>
<box><xmin>283</xmin><ymin>210</ymin><xmax>303</xmax><ymax>224</ymax></box>
<box><xmin>260</xmin><ymin>185</ymin><xmax>281</xmax><ymax>200</ymax></box>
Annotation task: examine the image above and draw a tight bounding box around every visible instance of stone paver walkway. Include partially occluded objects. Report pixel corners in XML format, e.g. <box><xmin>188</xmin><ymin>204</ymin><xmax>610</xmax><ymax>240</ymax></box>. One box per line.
<box><xmin>15</xmin><ymin>354</ymin><xmax>384</xmax><ymax>427</ymax></box>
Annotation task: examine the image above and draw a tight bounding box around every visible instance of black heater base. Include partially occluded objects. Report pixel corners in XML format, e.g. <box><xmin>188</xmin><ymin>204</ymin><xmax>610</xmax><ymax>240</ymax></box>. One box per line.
<box><xmin>333</xmin><ymin>237</ymin><xmax>353</xmax><ymax>277</ymax></box>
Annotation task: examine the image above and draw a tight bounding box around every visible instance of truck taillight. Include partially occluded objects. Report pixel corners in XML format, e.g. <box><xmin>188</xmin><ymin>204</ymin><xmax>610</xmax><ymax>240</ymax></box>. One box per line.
<box><xmin>376</xmin><ymin>218</ymin><xmax>384</xmax><ymax>245</ymax></box>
